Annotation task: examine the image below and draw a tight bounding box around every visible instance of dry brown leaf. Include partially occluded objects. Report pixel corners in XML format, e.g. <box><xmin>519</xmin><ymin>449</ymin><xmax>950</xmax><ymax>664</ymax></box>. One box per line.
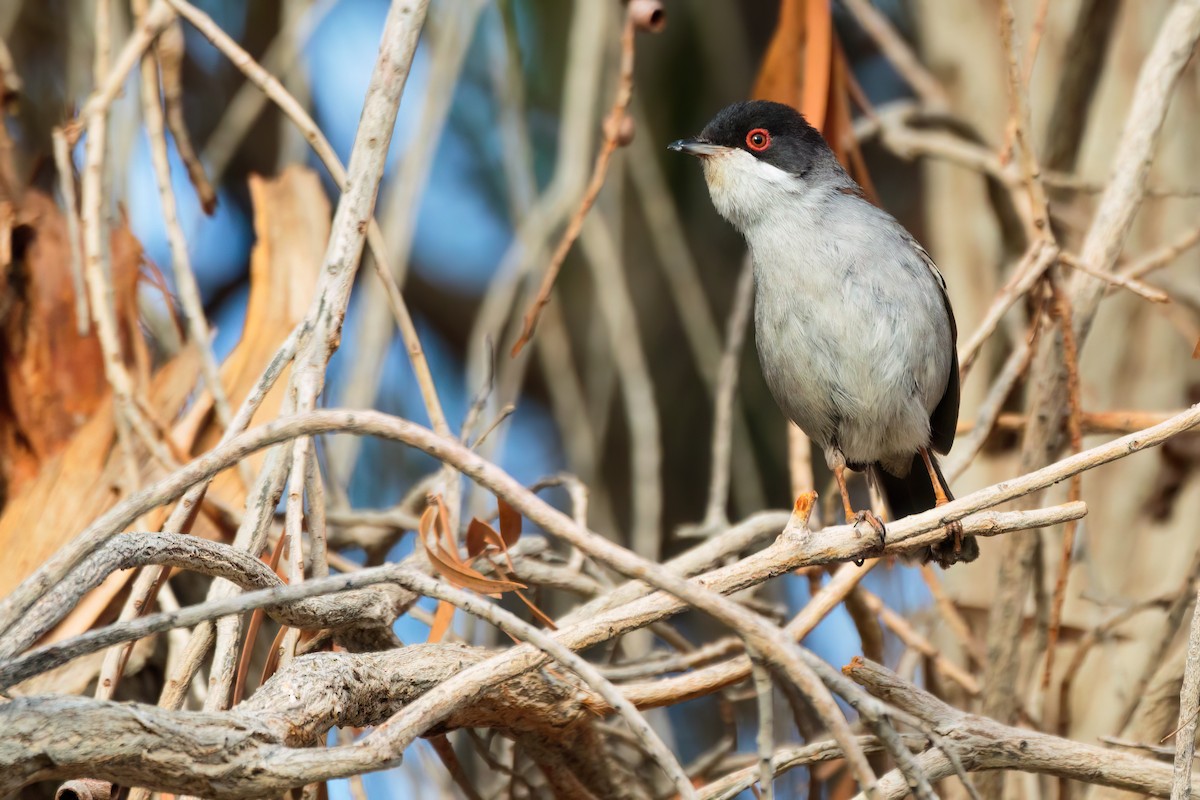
<box><xmin>419</xmin><ymin>499</ymin><xmax>526</xmax><ymax>597</ymax></box>
<box><xmin>512</xmin><ymin>587</ymin><xmax>557</xmax><ymax>631</ymax></box>
<box><xmin>418</xmin><ymin>504</ymin><xmax>437</xmax><ymax>540</ymax></box>
<box><xmin>178</xmin><ymin>166</ymin><xmax>329</xmax><ymax>515</ymax></box>
<box><xmin>752</xmin><ymin>0</ymin><xmax>877</xmax><ymax>200</ymax></box>
<box><xmin>467</xmin><ymin>515</ymin><xmax>518</xmax><ymax>577</ymax></box>
<box><xmin>467</xmin><ymin>506</ymin><xmax>552</xmax><ymax>630</ymax></box>
<box><xmin>752</xmin><ymin>0</ymin><xmax>807</xmax><ymax>107</ymax></box>
<box><xmin>433</xmin><ymin>495</ymin><xmax>458</xmax><ymax>558</ymax></box>
<box><xmin>0</xmin><ymin>349</ymin><xmax>201</xmax><ymax>639</ymax></box>
<box><xmin>466</xmin><ymin>517</ymin><xmax>498</xmax><ymax>559</ymax></box>
<box><xmin>0</xmin><ymin>190</ymin><xmax>142</xmax><ymax>500</ymax></box>
<box><xmin>428</xmin><ymin>600</ymin><xmax>455</xmax><ymax>643</ymax></box>
<box><xmin>497</xmin><ymin>497</ymin><xmax>522</xmax><ymax>547</ymax></box>
<box><xmin>801</xmin><ymin>0</ymin><xmax>832</xmax><ymax>130</ymax></box>
<box><xmin>427</xmin><ymin>541</ymin><xmax>526</xmax><ymax>596</ymax></box>
<box><xmin>0</xmin><ymin>167</ymin><xmax>332</xmax><ymax>651</ymax></box>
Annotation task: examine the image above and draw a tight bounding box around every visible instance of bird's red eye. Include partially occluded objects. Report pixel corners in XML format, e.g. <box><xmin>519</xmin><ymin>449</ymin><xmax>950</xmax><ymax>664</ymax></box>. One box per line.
<box><xmin>746</xmin><ymin>128</ymin><xmax>770</xmax><ymax>152</ymax></box>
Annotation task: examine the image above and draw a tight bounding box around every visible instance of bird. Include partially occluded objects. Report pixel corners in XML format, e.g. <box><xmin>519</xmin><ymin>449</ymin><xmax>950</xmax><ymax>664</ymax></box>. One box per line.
<box><xmin>670</xmin><ymin>100</ymin><xmax>977</xmax><ymax>568</ymax></box>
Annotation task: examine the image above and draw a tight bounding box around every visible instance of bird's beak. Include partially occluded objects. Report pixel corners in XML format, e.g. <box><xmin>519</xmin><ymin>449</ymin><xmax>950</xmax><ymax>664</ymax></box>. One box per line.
<box><xmin>668</xmin><ymin>138</ymin><xmax>729</xmax><ymax>158</ymax></box>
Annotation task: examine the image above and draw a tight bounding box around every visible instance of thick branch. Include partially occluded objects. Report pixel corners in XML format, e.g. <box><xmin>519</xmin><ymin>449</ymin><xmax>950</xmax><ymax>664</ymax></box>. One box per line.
<box><xmin>847</xmin><ymin>659</ymin><xmax>1200</xmax><ymax>798</ymax></box>
<box><xmin>0</xmin><ymin>646</ymin><xmax>607</xmax><ymax>797</ymax></box>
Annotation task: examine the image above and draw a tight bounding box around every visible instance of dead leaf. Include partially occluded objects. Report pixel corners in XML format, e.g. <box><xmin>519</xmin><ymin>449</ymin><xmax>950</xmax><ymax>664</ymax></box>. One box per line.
<box><xmin>0</xmin><ymin>190</ymin><xmax>142</xmax><ymax>501</ymax></box>
<box><xmin>512</xmin><ymin>587</ymin><xmax>557</xmax><ymax>631</ymax></box>
<box><xmin>428</xmin><ymin>600</ymin><xmax>455</xmax><ymax>643</ymax></box>
<box><xmin>752</xmin><ymin>0</ymin><xmax>806</xmax><ymax>108</ymax></box>
<box><xmin>178</xmin><ymin>166</ymin><xmax>329</xmax><ymax>514</ymax></box>
<box><xmin>0</xmin><ymin>167</ymin><xmax>331</xmax><ymax>654</ymax></box>
<box><xmin>497</xmin><ymin>497</ymin><xmax>522</xmax><ymax>547</ymax></box>
<box><xmin>752</xmin><ymin>0</ymin><xmax>877</xmax><ymax>201</ymax></box>
<box><xmin>0</xmin><ymin>349</ymin><xmax>201</xmax><ymax>638</ymax></box>
<box><xmin>466</xmin><ymin>517</ymin><xmax>498</xmax><ymax>559</ymax></box>
<box><xmin>800</xmin><ymin>0</ymin><xmax>832</xmax><ymax>129</ymax></box>
<box><xmin>427</xmin><ymin>539</ymin><xmax>526</xmax><ymax>596</ymax></box>
<box><xmin>419</xmin><ymin>499</ymin><xmax>526</xmax><ymax>596</ymax></box>
<box><xmin>471</xmin><ymin>504</ymin><xmax>552</xmax><ymax>629</ymax></box>
<box><xmin>433</xmin><ymin>495</ymin><xmax>458</xmax><ymax>558</ymax></box>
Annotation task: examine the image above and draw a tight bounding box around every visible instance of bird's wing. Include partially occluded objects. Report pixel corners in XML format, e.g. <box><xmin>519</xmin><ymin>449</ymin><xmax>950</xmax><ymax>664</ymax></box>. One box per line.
<box><xmin>908</xmin><ymin>237</ymin><xmax>960</xmax><ymax>454</ymax></box>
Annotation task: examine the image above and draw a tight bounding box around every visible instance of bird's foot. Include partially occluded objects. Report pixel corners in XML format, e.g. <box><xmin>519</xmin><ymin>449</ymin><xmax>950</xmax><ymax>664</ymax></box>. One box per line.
<box><xmin>925</xmin><ymin>519</ymin><xmax>980</xmax><ymax>568</ymax></box>
<box><xmin>947</xmin><ymin>519</ymin><xmax>964</xmax><ymax>551</ymax></box>
<box><xmin>850</xmin><ymin>509</ymin><xmax>886</xmax><ymax>566</ymax></box>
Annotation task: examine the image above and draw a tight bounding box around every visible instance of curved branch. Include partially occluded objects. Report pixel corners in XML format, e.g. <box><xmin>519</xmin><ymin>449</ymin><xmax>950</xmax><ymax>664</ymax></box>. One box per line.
<box><xmin>24</xmin><ymin>533</ymin><xmax>407</xmax><ymax>644</ymax></box>
<box><xmin>4</xmin><ymin>396</ymin><xmax>1194</xmax><ymax>661</ymax></box>
<box><xmin>0</xmin><ymin>646</ymin><xmax>602</xmax><ymax>797</ymax></box>
<box><xmin>847</xmin><ymin>658</ymin><xmax>1199</xmax><ymax>799</ymax></box>
<box><xmin>1</xmin><ymin>400</ymin><xmax>1196</xmax><ymax>790</ymax></box>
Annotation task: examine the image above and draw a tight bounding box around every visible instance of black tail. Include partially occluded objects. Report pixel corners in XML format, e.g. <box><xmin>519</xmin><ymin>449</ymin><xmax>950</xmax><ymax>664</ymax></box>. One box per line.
<box><xmin>871</xmin><ymin>453</ymin><xmax>979</xmax><ymax>568</ymax></box>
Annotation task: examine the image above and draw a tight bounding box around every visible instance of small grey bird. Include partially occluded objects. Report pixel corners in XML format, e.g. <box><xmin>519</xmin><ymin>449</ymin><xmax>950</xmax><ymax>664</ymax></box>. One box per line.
<box><xmin>670</xmin><ymin>100</ymin><xmax>977</xmax><ymax>567</ymax></box>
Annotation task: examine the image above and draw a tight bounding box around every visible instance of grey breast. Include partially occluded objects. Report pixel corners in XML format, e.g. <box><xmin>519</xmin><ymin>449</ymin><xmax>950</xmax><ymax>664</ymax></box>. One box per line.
<box><xmin>749</xmin><ymin>191</ymin><xmax>953</xmax><ymax>464</ymax></box>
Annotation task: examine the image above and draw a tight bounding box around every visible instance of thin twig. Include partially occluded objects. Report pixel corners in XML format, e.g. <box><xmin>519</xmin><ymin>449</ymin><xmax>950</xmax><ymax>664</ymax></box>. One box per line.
<box><xmin>699</xmin><ymin>736</ymin><xmax>924</xmax><ymax>800</ymax></box>
<box><xmin>840</xmin><ymin>0</ymin><xmax>950</xmax><ymax>110</ymax></box>
<box><xmin>1059</xmin><ymin>251</ymin><xmax>1170</xmax><ymax>304</ymax></box>
<box><xmin>1066</xmin><ymin>0</ymin><xmax>1200</xmax><ymax>338</ymax></box>
<box><xmin>1021</xmin><ymin>0</ymin><xmax>1053</xmax><ymax>83</ymax></box>
<box><xmin>580</xmin><ymin>214</ymin><xmax>663</xmax><ymax>559</ymax></box>
<box><xmin>281</xmin><ymin>435</ymin><xmax>312</xmax><ymax>667</ymax></box>
<box><xmin>200</xmin><ymin>0</ymin><xmax>336</xmax><ymax>180</ymax></box>
<box><xmin>132</xmin><ymin>0</ymin><xmax>244</xmax><ymax>484</ymax></box>
<box><xmin>697</xmin><ymin>257</ymin><xmax>754</xmax><ymax>532</ymax></box>
<box><xmin>306</xmin><ymin>442</ymin><xmax>329</xmax><ymax>579</ymax></box>
<box><xmin>69</xmin><ymin>0</ymin><xmax>176</xmax><ymax>145</ymax></box>
<box><xmin>510</xmin><ymin>7</ymin><xmax>638</xmax><ymax>356</ymax></box>
<box><xmin>51</xmin><ymin>127</ymin><xmax>90</xmax><ymax>336</ymax></box>
<box><xmin>1057</xmin><ymin>596</ymin><xmax>1169</xmax><ymax>768</ymax></box>
<box><xmin>945</xmin><ymin>328</ymin><xmax>1036</xmax><ymax>482</ymax></box>
<box><xmin>1120</xmin><ymin>223</ymin><xmax>1200</xmax><ymax>281</ymax></box>
<box><xmin>154</xmin><ymin>17</ymin><xmax>215</xmax><ymax>212</ymax></box>
<box><xmin>1174</xmin><ymin>587</ymin><xmax>1200</xmax><ymax>799</ymax></box>
<box><xmin>1042</xmin><ymin>278</ymin><xmax>1085</xmax><ymax>691</ymax></box>
<box><xmin>959</xmin><ymin>240</ymin><xmax>1058</xmax><ymax>377</ymax></box>
<box><xmin>1117</xmin><ymin>549</ymin><xmax>1200</xmax><ymax>735</ymax></box>
<box><xmin>751</xmin><ymin>658</ymin><xmax>775</xmax><ymax>800</ymax></box>
<box><xmin>919</xmin><ymin>564</ymin><xmax>988</xmax><ymax>671</ymax></box>
<box><xmin>857</xmin><ymin>588</ymin><xmax>981</xmax><ymax>697</ymax></box>
<box><xmin>1000</xmin><ymin>0</ymin><xmax>1052</xmax><ymax>241</ymax></box>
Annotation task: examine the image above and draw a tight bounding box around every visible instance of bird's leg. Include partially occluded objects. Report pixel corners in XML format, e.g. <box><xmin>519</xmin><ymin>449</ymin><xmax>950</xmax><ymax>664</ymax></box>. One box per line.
<box><xmin>832</xmin><ymin>463</ymin><xmax>856</xmax><ymax>522</ymax></box>
<box><xmin>830</xmin><ymin>455</ymin><xmax>886</xmax><ymax>560</ymax></box>
<box><xmin>919</xmin><ymin>446</ymin><xmax>963</xmax><ymax>553</ymax></box>
<box><xmin>918</xmin><ymin>446</ymin><xmax>950</xmax><ymax>506</ymax></box>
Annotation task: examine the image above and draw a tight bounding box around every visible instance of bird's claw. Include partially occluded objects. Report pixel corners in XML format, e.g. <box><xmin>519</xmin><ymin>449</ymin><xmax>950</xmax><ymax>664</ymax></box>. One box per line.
<box><xmin>947</xmin><ymin>519</ymin><xmax>964</xmax><ymax>551</ymax></box>
<box><xmin>926</xmin><ymin>518</ymin><xmax>980</xmax><ymax>568</ymax></box>
<box><xmin>851</xmin><ymin>510</ymin><xmax>886</xmax><ymax>566</ymax></box>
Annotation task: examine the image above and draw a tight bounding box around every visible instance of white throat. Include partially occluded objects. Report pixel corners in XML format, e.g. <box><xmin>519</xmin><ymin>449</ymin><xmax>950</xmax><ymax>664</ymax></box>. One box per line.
<box><xmin>700</xmin><ymin>149</ymin><xmax>809</xmax><ymax>231</ymax></box>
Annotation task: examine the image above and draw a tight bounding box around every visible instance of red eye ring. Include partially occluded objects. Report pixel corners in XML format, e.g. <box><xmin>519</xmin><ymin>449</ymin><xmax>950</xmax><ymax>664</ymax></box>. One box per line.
<box><xmin>746</xmin><ymin>128</ymin><xmax>770</xmax><ymax>152</ymax></box>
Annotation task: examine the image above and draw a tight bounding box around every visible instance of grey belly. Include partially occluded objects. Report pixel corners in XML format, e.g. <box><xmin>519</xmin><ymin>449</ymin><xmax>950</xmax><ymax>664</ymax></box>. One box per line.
<box><xmin>754</xmin><ymin>297</ymin><xmax>939</xmax><ymax>465</ymax></box>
